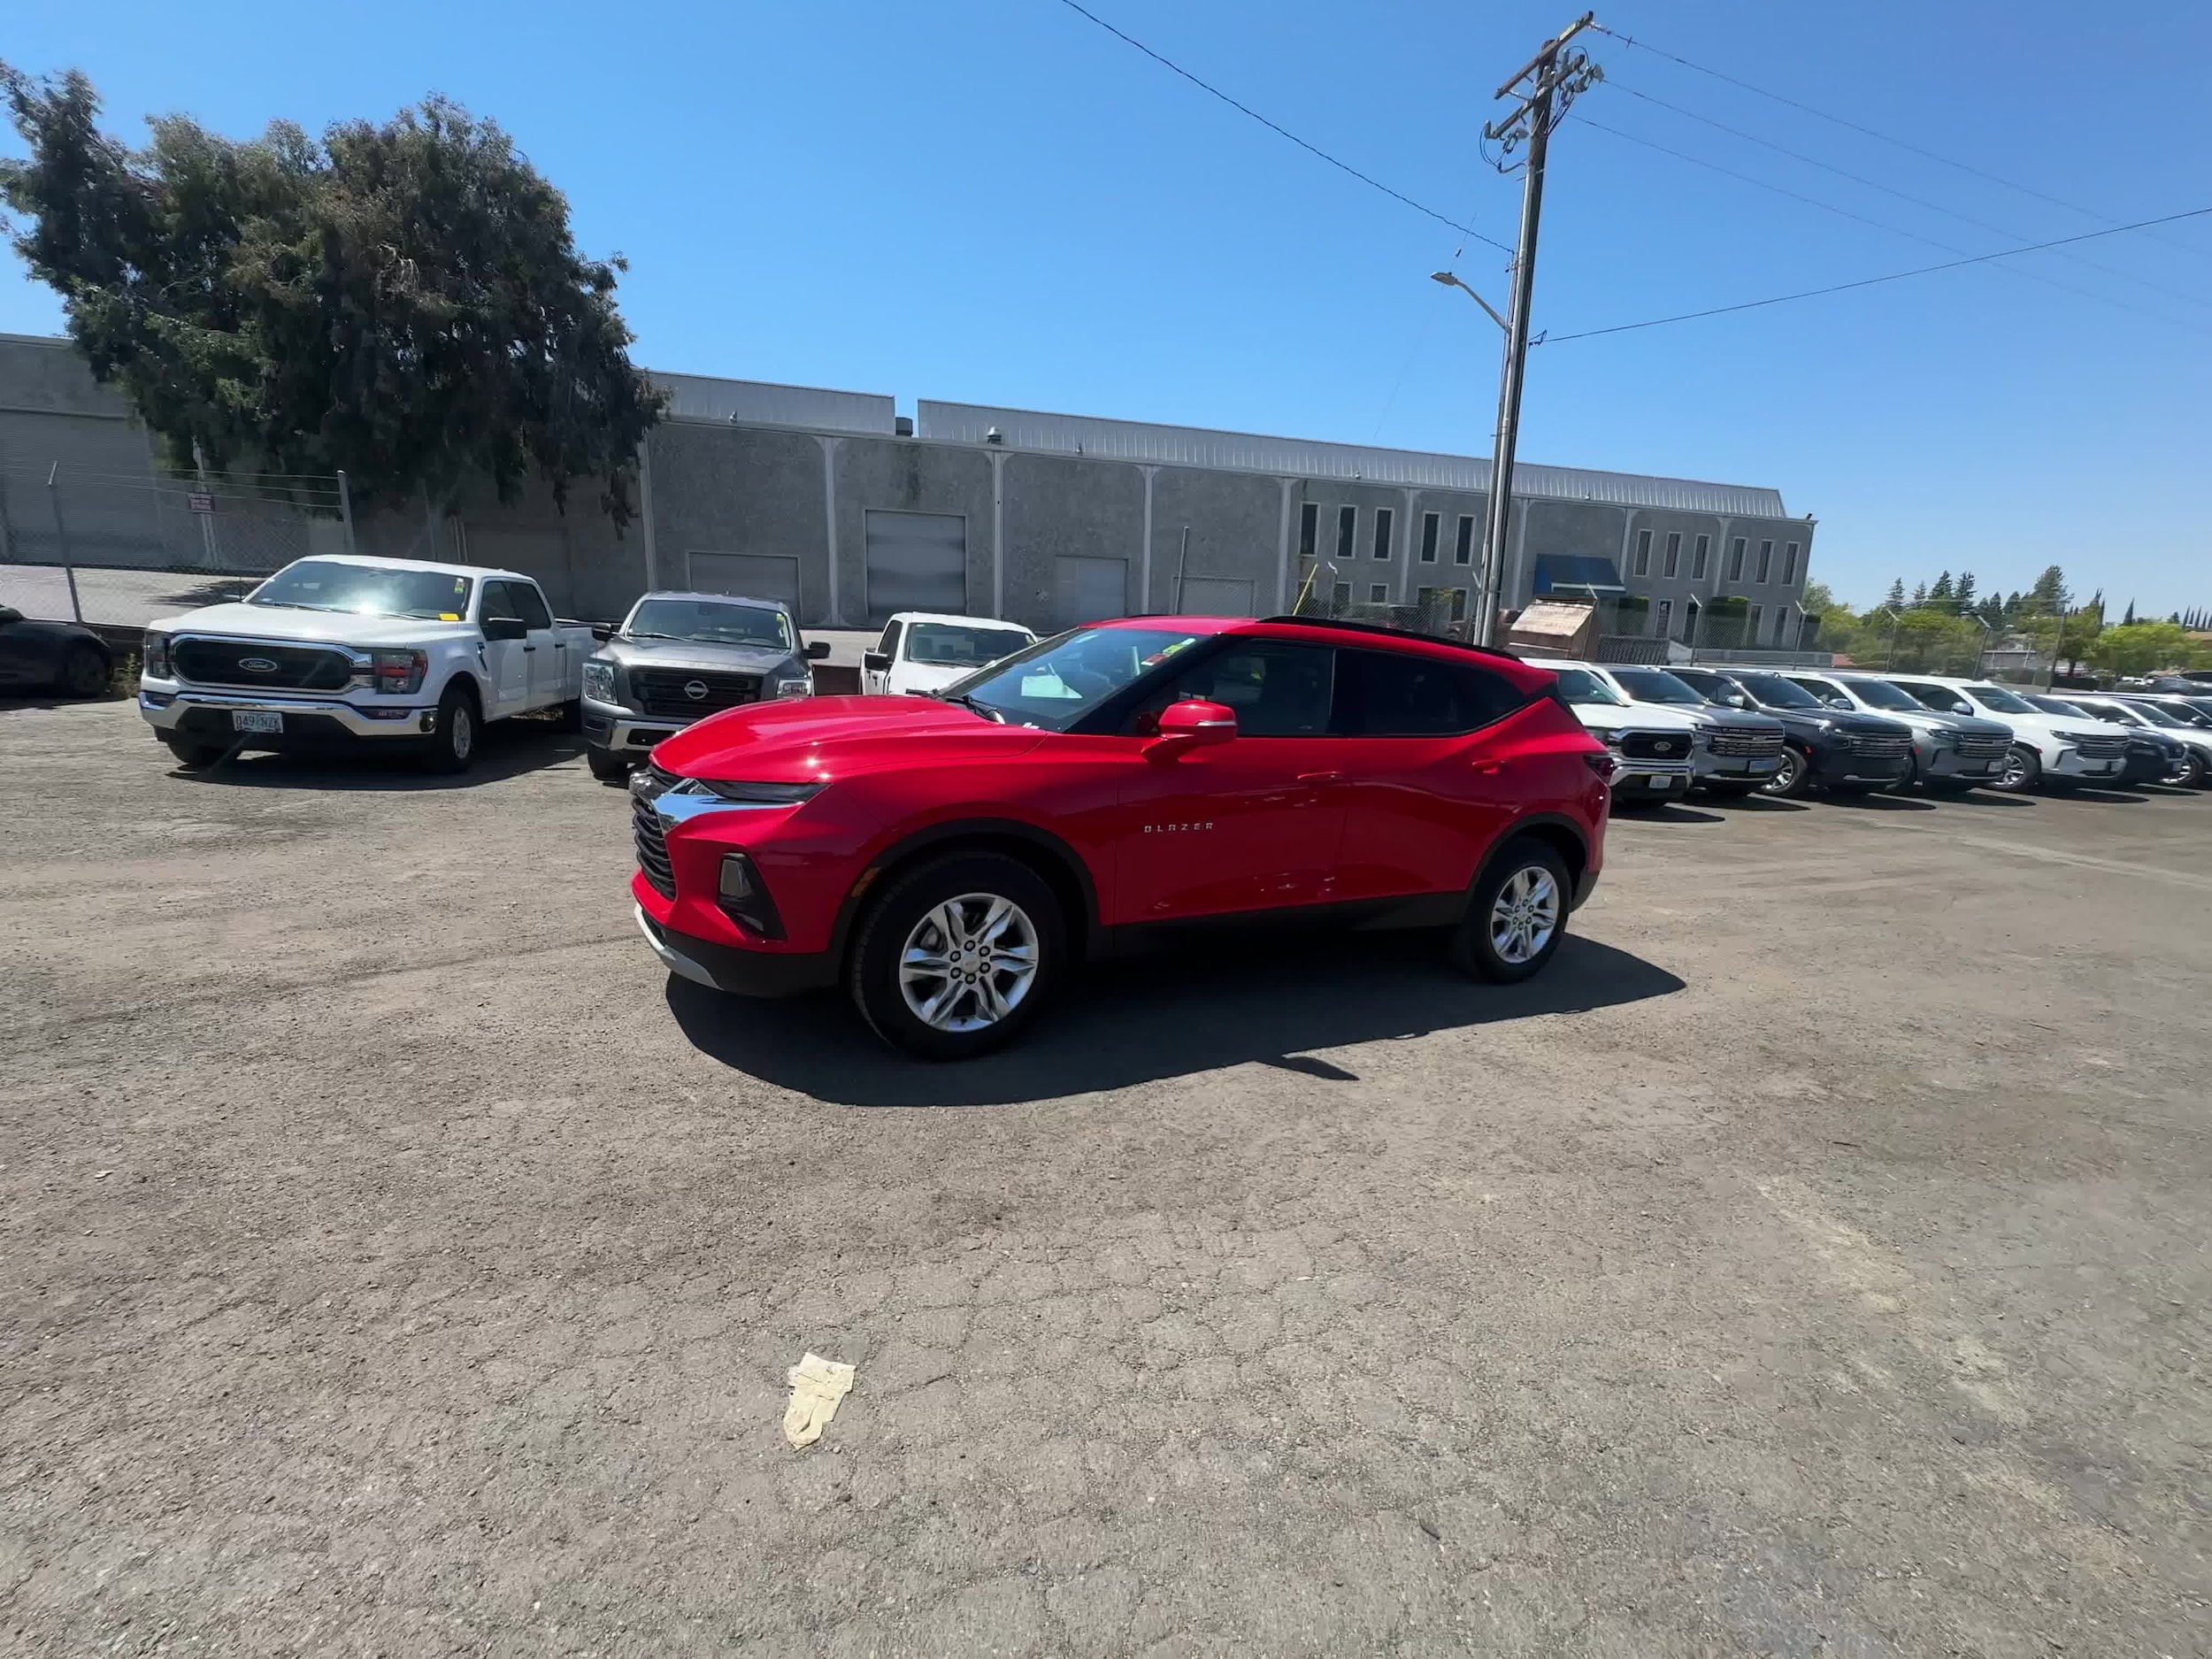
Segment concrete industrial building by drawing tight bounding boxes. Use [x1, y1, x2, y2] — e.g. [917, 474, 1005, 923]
[0, 332, 1816, 647]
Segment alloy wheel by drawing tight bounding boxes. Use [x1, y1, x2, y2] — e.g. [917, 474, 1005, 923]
[898, 892, 1040, 1033]
[1761, 749, 1804, 797]
[1999, 747, 2033, 791]
[1487, 865, 1560, 965]
[451, 705, 473, 763]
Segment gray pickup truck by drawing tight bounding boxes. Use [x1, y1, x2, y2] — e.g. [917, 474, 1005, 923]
[581, 590, 830, 781]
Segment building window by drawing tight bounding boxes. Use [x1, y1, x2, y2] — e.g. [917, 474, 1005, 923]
[1454, 515, 1476, 565]
[1449, 588, 1467, 622]
[1783, 541, 1801, 585]
[1298, 502, 1318, 560]
[1728, 536, 1746, 580]
[1372, 508, 1394, 561]
[1633, 528, 1653, 576]
[1747, 603, 1764, 643]
[1693, 534, 1709, 579]
[1368, 583, 1388, 603]
[1685, 597, 1702, 644]
[1655, 598, 1673, 640]
[1419, 511, 1440, 563]
[1663, 532, 1681, 578]
[1756, 539, 1774, 583]
[1332, 581, 1352, 611]
[1336, 505, 1357, 563]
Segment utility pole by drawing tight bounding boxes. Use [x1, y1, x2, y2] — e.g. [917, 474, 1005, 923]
[1473, 13, 1601, 647]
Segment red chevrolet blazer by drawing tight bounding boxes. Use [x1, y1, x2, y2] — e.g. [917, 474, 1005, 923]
[629, 616, 1610, 1058]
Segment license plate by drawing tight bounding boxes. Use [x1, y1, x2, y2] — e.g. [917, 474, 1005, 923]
[232, 710, 282, 733]
[1748, 757, 1778, 772]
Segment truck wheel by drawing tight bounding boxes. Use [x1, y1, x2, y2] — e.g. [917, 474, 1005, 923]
[1450, 836, 1571, 985]
[61, 643, 111, 698]
[1994, 743, 2039, 794]
[161, 733, 228, 768]
[587, 744, 630, 782]
[422, 681, 480, 774]
[555, 698, 583, 733]
[848, 852, 1064, 1060]
[1760, 746, 1810, 798]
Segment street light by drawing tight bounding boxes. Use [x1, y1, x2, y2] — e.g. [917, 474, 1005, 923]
[1430, 271, 1510, 333]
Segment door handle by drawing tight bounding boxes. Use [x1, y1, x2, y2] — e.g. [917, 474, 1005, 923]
[1297, 771, 1343, 784]
[523, 644, 538, 652]
[1472, 758, 1508, 775]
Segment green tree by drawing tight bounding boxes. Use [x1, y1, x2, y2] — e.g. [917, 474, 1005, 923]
[1883, 578, 1907, 610]
[1954, 571, 1978, 611]
[2088, 620, 2191, 678]
[1927, 571, 1955, 611]
[0, 67, 663, 525]
[2026, 565, 2070, 614]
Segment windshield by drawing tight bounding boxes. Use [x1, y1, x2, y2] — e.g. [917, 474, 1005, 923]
[2072, 701, 2140, 726]
[1612, 668, 1709, 707]
[942, 625, 1208, 730]
[250, 559, 473, 620]
[1550, 667, 1627, 707]
[1672, 671, 1746, 706]
[906, 621, 1034, 667]
[1964, 683, 2039, 715]
[2027, 695, 2093, 718]
[2118, 701, 2186, 727]
[1839, 678, 1923, 713]
[1790, 678, 1856, 708]
[1734, 672, 1823, 710]
[626, 598, 792, 650]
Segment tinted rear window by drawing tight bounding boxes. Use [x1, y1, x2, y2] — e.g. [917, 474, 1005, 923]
[1333, 649, 1522, 735]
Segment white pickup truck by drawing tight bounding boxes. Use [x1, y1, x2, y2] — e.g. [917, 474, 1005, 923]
[138, 554, 592, 772]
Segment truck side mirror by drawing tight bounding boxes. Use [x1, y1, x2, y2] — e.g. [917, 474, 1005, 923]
[481, 617, 527, 641]
[862, 650, 890, 672]
[805, 641, 832, 660]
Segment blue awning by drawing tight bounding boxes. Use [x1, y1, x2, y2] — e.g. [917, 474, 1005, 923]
[1532, 555, 1626, 596]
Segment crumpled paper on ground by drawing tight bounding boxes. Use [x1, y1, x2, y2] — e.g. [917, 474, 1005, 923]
[783, 1353, 856, 1449]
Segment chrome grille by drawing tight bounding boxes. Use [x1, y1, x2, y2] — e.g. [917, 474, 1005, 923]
[1616, 730, 1694, 764]
[1708, 726, 1783, 757]
[630, 767, 680, 898]
[172, 635, 352, 692]
[631, 668, 760, 719]
[1846, 731, 1914, 758]
[2064, 732, 2127, 761]
[1952, 731, 2009, 759]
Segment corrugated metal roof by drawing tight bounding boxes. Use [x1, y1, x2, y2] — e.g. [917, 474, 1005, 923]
[650, 371, 895, 434]
[916, 400, 1793, 518]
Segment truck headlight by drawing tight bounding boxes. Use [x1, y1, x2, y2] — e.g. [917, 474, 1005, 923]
[142, 631, 171, 680]
[582, 660, 618, 703]
[770, 672, 812, 700]
[369, 649, 427, 695]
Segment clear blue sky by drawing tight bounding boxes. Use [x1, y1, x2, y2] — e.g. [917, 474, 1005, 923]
[5, 0, 2208, 615]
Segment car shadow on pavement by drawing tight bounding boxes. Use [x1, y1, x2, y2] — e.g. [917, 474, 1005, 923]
[1823, 792, 1936, 811]
[1701, 794, 1809, 813]
[172, 721, 585, 790]
[2063, 787, 2148, 804]
[1939, 790, 2035, 808]
[666, 932, 1688, 1107]
[1618, 803, 1726, 825]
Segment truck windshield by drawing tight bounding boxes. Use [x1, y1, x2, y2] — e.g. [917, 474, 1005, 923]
[1732, 672, 1823, 710]
[250, 560, 474, 620]
[1839, 678, 1924, 713]
[626, 598, 793, 650]
[1611, 669, 1708, 707]
[941, 626, 1208, 730]
[907, 622, 1035, 666]
[1964, 684, 2039, 715]
[1550, 668, 1627, 707]
[1672, 672, 1747, 707]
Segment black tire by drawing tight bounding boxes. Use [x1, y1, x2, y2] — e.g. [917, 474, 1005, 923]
[2185, 752, 2212, 789]
[587, 744, 631, 782]
[161, 733, 228, 768]
[1993, 742, 2040, 795]
[1761, 745, 1811, 798]
[421, 680, 481, 774]
[555, 697, 583, 733]
[61, 642, 110, 698]
[1450, 836, 1572, 985]
[848, 852, 1065, 1060]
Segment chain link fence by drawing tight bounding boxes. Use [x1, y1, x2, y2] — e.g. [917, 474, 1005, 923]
[0, 459, 349, 632]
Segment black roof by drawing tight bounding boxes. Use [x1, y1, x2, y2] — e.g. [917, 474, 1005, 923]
[1252, 615, 1527, 668]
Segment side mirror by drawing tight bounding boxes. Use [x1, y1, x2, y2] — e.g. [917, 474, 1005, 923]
[862, 650, 890, 672]
[1148, 698, 1238, 757]
[591, 624, 614, 642]
[805, 640, 833, 660]
[481, 616, 527, 641]
[1828, 697, 1853, 710]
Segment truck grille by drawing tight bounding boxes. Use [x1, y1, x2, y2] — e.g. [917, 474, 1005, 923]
[172, 636, 352, 692]
[2065, 732, 2127, 761]
[1953, 731, 2009, 759]
[631, 766, 680, 898]
[1616, 730, 1694, 764]
[1708, 726, 1783, 757]
[632, 669, 761, 720]
[1847, 731, 1913, 758]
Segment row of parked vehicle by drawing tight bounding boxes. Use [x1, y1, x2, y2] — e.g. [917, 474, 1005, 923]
[1529, 657, 2212, 804]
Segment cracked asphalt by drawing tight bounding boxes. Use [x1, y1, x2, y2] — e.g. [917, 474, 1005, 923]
[2, 697, 2208, 1655]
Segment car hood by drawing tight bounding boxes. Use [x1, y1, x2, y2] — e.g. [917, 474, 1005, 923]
[650, 694, 1047, 783]
[1668, 704, 1786, 733]
[889, 661, 975, 693]
[1569, 702, 1702, 733]
[602, 636, 795, 674]
[1892, 709, 2009, 738]
[152, 602, 478, 649]
[1752, 704, 1912, 735]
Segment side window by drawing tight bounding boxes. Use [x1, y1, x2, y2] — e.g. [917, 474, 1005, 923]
[1335, 649, 1520, 737]
[1132, 641, 1336, 738]
[879, 620, 904, 658]
[512, 582, 553, 630]
[482, 581, 526, 624]
[1791, 677, 1849, 707]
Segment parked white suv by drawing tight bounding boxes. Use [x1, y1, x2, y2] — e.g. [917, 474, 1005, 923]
[1803, 672, 2015, 792]
[1883, 675, 2131, 793]
[862, 613, 1038, 696]
[2068, 695, 2212, 787]
[139, 555, 591, 772]
[1524, 658, 1699, 806]
[1581, 663, 1789, 795]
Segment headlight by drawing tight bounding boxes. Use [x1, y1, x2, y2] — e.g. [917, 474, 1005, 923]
[142, 631, 171, 679]
[581, 660, 618, 703]
[367, 648, 426, 696]
[694, 779, 825, 805]
[770, 672, 812, 700]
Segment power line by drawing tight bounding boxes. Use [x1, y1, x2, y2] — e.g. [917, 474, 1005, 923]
[1571, 115, 2210, 336]
[1048, 0, 1513, 253]
[1541, 204, 2212, 344]
[1605, 79, 2211, 311]
[1592, 23, 2212, 264]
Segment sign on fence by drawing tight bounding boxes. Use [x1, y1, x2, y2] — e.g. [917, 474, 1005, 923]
[187, 492, 214, 514]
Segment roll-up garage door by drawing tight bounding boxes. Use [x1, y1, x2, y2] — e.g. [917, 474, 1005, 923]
[687, 551, 801, 612]
[864, 511, 967, 623]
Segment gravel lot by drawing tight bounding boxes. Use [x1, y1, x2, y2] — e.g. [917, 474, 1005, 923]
[3, 695, 2208, 1656]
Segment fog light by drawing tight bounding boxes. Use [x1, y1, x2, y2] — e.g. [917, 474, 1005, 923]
[716, 852, 784, 939]
[719, 853, 757, 902]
